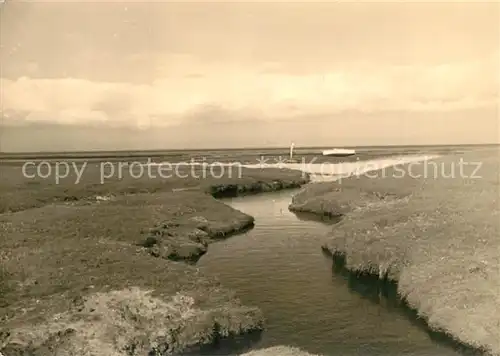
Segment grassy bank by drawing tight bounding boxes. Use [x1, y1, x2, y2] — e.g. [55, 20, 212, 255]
[0, 164, 309, 355]
[0, 163, 308, 214]
[291, 149, 500, 355]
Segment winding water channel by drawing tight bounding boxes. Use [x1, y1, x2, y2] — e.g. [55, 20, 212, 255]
[199, 177, 474, 356]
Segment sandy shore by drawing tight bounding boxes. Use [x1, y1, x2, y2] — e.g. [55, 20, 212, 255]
[291, 149, 500, 355]
[241, 346, 320, 356]
[0, 164, 308, 355]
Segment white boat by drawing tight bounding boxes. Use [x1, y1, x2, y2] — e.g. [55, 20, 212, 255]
[322, 148, 356, 157]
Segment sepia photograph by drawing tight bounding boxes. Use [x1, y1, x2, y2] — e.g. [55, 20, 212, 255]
[0, 1, 499, 356]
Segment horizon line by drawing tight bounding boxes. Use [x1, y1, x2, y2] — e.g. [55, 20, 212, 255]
[1, 143, 498, 158]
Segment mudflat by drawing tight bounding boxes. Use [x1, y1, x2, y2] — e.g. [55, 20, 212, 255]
[290, 149, 500, 355]
[0, 163, 308, 355]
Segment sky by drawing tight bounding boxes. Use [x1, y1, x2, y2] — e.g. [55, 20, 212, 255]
[0, 1, 499, 151]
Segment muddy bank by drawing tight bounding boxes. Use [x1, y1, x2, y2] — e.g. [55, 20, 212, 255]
[292, 150, 500, 355]
[0, 167, 309, 355]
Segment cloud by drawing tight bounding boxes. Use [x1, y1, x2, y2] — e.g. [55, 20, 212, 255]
[1, 53, 498, 129]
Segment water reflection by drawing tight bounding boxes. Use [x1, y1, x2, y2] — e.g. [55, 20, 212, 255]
[292, 211, 344, 225]
[327, 251, 485, 356]
[176, 330, 263, 356]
